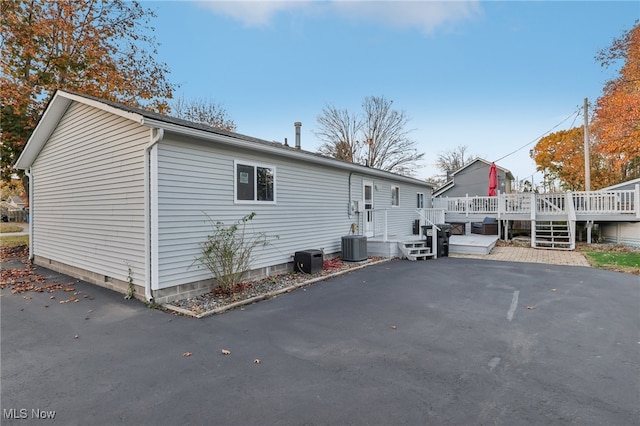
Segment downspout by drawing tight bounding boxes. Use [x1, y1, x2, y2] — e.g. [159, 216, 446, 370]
[144, 128, 164, 302]
[348, 171, 354, 218]
[25, 168, 34, 261]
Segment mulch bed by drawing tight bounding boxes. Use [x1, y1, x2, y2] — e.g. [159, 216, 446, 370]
[168, 257, 388, 317]
[1, 246, 389, 316]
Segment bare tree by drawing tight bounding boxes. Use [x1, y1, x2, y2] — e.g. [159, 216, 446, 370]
[315, 104, 363, 162]
[436, 145, 476, 178]
[314, 96, 424, 176]
[170, 95, 236, 132]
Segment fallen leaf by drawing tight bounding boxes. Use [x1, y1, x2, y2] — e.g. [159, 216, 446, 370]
[254, 359, 261, 364]
[74, 335, 79, 339]
[221, 349, 231, 355]
[183, 352, 192, 357]
[551, 288, 557, 292]
[391, 325, 397, 330]
[49, 295, 56, 299]
[23, 296, 31, 300]
[526, 305, 536, 310]
[64, 288, 74, 292]
[69, 296, 76, 301]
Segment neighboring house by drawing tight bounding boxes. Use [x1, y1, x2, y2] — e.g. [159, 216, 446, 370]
[1, 195, 27, 222]
[15, 90, 434, 303]
[433, 158, 514, 198]
[598, 178, 640, 247]
[7, 195, 26, 209]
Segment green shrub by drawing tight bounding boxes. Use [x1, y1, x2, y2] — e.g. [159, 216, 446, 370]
[195, 213, 270, 295]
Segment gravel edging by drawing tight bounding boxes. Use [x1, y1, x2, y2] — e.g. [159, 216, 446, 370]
[164, 258, 393, 318]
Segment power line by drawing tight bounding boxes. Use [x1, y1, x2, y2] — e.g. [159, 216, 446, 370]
[493, 106, 583, 163]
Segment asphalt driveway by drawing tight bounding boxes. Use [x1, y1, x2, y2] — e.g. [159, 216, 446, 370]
[1, 257, 639, 425]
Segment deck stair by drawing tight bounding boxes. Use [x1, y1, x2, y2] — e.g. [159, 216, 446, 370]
[533, 220, 573, 250]
[398, 240, 435, 261]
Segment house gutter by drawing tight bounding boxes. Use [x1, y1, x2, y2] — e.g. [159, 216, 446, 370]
[144, 128, 164, 302]
[139, 118, 432, 188]
[25, 168, 34, 261]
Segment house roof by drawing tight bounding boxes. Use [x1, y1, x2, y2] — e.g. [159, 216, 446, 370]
[600, 177, 640, 191]
[432, 158, 514, 197]
[15, 90, 434, 188]
[7, 195, 24, 206]
[451, 158, 514, 180]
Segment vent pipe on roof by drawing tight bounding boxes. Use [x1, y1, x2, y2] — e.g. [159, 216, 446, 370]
[284, 137, 289, 147]
[294, 122, 301, 149]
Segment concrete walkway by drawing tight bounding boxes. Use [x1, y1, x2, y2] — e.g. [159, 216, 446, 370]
[450, 245, 592, 267]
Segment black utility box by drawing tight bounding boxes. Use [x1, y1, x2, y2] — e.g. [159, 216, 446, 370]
[294, 250, 323, 274]
[422, 224, 451, 257]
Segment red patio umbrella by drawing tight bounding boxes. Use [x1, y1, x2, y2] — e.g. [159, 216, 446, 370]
[488, 162, 498, 196]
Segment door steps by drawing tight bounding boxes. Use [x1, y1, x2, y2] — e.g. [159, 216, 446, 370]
[398, 241, 435, 261]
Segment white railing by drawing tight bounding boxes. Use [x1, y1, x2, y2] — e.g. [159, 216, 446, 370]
[434, 186, 639, 219]
[432, 194, 499, 216]
[501, 193, 532, 215]
[369, 208, 445, 241]
[372, 209, 388, 241]
[566, 191, 577, 250]
[536, 192, 566, 215]
[420, 208, 445, 225]
[572, 189, 636, 215]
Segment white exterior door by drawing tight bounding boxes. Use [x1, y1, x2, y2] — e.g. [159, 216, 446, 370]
[363, 181, 374, 237]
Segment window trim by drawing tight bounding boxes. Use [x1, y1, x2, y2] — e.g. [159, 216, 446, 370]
[234, 160, 277, 204]
[391, 185, 400, 207]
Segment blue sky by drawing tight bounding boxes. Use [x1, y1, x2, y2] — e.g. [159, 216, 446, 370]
[151, 1, 639, 184]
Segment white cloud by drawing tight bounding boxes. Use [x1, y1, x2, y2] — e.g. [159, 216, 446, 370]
[196, 1, 315, 27]
[332, 1, 482, 34]
[197, 1, 482, 32]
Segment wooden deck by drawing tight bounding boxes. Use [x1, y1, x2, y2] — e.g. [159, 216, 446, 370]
[367, 234, 498, 258]
[433, 187, 640, 223]
[366, 186, 639, 252]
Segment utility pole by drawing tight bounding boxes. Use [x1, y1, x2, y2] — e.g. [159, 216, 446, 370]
[583, 98, 592, 244]
[584, 98, 590, 191]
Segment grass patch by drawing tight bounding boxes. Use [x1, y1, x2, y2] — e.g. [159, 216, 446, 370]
[579, 244, 640, 275]
[1, 235, 29, 247]
[0, 223, 24, 233]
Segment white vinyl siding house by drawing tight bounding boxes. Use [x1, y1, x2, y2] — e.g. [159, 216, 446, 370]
[29, 101, 148, 288]
[16, 90, 434, 302]
[154, 137, 353, 289]
[598, 178, 640, 247]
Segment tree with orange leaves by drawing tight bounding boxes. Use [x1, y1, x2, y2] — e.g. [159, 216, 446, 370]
[0, 0, 176, 181]
[530, 126, 618, 191]
[592, 23, 640, 182]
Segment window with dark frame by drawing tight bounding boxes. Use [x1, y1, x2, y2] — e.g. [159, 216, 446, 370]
[235, 161, 275, 203]
[391, 186, 399, 206]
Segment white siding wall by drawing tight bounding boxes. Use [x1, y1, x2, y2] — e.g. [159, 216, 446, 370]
[31, 102, 148, 284]
[156, 137, 355, 288]
[371, 181, 430, 236]
[156, 137, 432, 288]
[601, 222, 640, 247]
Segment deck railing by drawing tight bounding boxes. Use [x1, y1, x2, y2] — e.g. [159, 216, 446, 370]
[571, 190, 637, 215]
[369, 208, 445, 241]
[433, 185, 639, 219]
